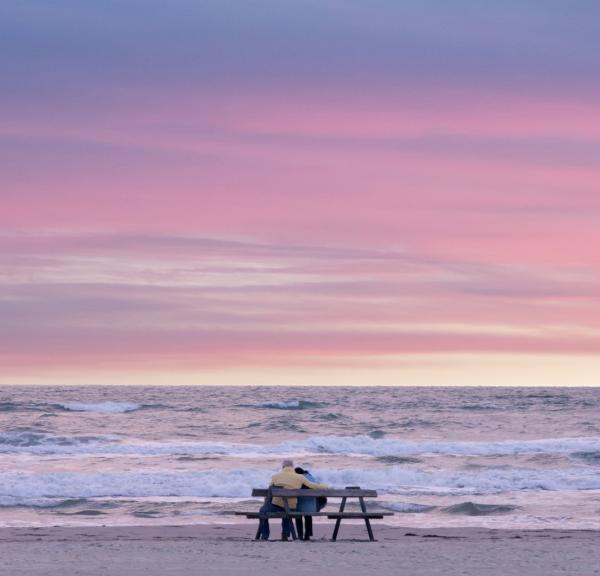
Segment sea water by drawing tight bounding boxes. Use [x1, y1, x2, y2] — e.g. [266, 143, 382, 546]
[1, 386, 600, 529]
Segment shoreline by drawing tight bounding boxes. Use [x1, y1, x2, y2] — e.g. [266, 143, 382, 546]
[2, 524, 599, 576]
[3, 523, 600, 538]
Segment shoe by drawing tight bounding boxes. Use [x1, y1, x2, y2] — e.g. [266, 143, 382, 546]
[303, 536, 311, 541]
[281, 536, 289, 541]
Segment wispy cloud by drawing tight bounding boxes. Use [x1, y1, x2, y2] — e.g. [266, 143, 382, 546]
[2, 231, 599, 379]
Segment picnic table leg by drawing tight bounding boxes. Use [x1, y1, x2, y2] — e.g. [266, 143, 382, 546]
[358, 497, 375, 541]
[332, 497, 347, 541]
[255, 518, 263, 540]
[283, 497, 297, 540]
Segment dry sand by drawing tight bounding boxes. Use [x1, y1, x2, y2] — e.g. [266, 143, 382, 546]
[1, 523, 599, 576]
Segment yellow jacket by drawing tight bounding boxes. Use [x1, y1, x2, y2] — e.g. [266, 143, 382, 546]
[270, 467, 328, 508]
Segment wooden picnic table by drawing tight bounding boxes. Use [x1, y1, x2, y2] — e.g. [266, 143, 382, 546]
[235, 487, 393, 541]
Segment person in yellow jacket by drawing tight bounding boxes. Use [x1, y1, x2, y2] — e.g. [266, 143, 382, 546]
[258, 459, 327, 540]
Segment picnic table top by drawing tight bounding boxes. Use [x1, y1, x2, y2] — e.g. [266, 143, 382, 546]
[252, 488, 378, 498]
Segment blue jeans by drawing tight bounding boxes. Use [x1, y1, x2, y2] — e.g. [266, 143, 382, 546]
[295, 496, 317, 539]
[297, 496, 317, 513]
[258, 502, 292, 540]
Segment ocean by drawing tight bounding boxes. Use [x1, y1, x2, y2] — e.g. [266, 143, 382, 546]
[1, 386, 600, 529]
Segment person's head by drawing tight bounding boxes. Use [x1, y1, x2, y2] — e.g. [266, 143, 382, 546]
[282, 459, 294, 469]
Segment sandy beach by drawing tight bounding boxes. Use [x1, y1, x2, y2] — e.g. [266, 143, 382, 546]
[2, 523, 599, 576]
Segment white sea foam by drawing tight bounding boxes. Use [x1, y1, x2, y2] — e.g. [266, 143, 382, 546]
[4, 432, 600, 459]
[297, 435, 600, 458]
[380, 502, 436, 513]
[256, 400, 302, 409]
[2, 465, 600, 507]
[60, 402, 141, 413]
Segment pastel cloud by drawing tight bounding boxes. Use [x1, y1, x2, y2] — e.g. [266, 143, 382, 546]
[1, 1, 599, 384]
[2, 232, 600, 384]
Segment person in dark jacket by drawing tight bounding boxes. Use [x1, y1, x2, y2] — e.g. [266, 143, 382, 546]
[294, 466, 327, 541]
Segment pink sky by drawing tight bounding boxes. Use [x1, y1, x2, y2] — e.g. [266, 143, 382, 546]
[2, 2, 600, 385]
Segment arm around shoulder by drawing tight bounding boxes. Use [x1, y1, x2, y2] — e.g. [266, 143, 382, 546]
[303, 478, 328, 490]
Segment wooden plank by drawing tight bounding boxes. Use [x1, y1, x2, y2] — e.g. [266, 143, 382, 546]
[252, 488, 378, 498]
[270, 489, 378, 498]
[237, 512, 334, 518]
[331, 496, 347, 541]
[237, 511, 393, 517]
[327, 512, 389, 520]
[359, 496, 375, 541]
[241, 511, 392, 516]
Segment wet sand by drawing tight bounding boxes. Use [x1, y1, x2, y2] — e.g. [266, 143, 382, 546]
[2, 523, 599, 575]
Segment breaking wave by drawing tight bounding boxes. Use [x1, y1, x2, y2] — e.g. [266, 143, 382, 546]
[0, 401, 146, 413]
[0, 498, 90, 509]
[460, 404, 498, 411]
[59, 402, 141, 413]
[0, 431, 117, 449]
[250, 400, 326, 410]
[3, 464, 600, 506]
[380, 502, 436, 513]
[442, 502, 518, 516]
[376, 456, 422, 465]
[4, 432, 600, 459]
[570, 451, 600, 464]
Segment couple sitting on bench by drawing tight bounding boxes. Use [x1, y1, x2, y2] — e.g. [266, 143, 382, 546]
[259, 459, 328, 541]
